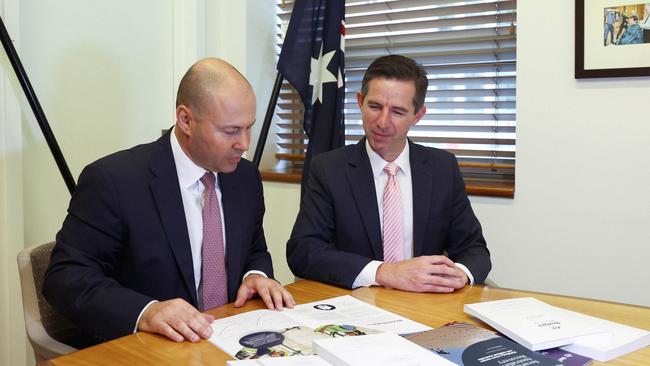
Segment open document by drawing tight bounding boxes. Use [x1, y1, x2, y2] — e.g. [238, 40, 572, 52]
[209, 295, 431, 360]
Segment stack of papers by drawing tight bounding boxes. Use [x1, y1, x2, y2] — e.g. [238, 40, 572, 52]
[464, 297, 650, 362]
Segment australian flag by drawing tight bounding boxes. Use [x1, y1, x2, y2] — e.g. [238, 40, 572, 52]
[277, 0, 345, 194]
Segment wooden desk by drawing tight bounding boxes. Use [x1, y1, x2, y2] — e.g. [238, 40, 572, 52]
[46, 280, 650, 366]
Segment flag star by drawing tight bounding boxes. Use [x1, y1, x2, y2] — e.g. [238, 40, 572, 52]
[309, 43, 338, 105]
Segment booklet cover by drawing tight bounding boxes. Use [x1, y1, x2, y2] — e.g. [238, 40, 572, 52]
[404, 322, 592, 366]
[209, 295, 431, 360]
[463, 297, 608, 350]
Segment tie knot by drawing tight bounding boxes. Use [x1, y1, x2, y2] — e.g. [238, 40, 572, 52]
[200, 172, 216, 190]
[383, 163, 400, 177]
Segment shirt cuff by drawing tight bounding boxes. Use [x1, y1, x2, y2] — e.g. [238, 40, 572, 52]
[243, 270, 268, 280]
[352, 260, 383, 288]
[455, 262, 474, 285]
[133, 300, 158, 333]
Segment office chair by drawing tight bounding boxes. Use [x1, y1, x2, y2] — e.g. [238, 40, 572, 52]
[17, 242, 78, 361]
[484, 278, 498, 287]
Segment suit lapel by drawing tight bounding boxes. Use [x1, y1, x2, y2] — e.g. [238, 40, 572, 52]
[410, 141, 433, 257]
[346, 140, 383, 260]
[149, 131, 198, 306]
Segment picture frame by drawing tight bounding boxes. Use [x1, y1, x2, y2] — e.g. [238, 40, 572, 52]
[575, 0, 650, 78]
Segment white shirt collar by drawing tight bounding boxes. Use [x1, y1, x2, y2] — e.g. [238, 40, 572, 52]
[170, 128, 212, 189]
[365, 139, 411, 178]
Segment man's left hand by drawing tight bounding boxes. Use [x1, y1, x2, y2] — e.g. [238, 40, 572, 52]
[234, 274, 296, 310]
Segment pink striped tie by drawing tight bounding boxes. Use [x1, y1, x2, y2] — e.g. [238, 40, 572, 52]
[382, 163, 403, 263]
[200, 172, 228, 310]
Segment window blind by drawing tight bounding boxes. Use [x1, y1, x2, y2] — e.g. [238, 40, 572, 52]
[268, 0, 516, 197]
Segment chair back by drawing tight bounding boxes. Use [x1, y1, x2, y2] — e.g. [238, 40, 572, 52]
[484, 278, 498, 287]
[17, 242, 79, 361]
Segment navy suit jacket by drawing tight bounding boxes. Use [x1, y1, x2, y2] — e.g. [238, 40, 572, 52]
[287, 139, 490, 289]
[43, 130, 273, 347]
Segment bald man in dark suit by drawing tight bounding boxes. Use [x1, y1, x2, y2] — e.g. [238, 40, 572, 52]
[44, 58, 294, 348]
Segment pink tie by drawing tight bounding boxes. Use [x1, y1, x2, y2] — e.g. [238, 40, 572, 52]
[382, 163, 403, 263]
[200, 172, 228, 310]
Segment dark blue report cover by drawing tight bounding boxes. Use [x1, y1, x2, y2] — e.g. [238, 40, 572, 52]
[405, 322, 591, 366]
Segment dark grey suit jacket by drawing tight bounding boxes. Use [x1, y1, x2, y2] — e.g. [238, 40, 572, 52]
[43, 129, 273, 347]
[287, 139, 490, 288]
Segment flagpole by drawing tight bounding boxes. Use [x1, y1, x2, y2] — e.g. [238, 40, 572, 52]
[0, 16, 77, 195]
[252, 72, 283, 168]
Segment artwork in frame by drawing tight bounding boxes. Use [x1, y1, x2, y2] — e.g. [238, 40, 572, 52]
[575, 0, 650, 78]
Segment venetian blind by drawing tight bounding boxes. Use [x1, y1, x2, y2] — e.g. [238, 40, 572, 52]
[270, 0, 516, 197]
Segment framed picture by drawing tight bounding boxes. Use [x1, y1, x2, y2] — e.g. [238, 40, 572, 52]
[575, 0, 650, 78]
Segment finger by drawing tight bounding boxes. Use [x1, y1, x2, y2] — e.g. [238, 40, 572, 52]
[234, 284, 251, 307]
[187, 312, 213, 339]
[257, 285, 275, 310]
[425, 255, 455, 267]
[269, 285, 285, 311]
[282, 288, 296, 309]
[422, 272, 462, 288]
[203, 313, 215, 323]
[429, 263, 462, 277]
[170, 318, 201, 343]
[420, 284, 456, 293]
[443, 268, 468, 287]
[158, 321, 185, 342]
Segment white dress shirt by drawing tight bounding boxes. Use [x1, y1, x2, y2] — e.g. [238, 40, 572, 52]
[352, 140, 474, 288]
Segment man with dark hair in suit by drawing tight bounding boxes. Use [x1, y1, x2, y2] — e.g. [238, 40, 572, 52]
[43, 58, 294, 348]
[287, 55, 491, 293]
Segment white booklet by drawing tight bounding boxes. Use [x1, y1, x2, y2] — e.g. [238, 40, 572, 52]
[227, 355, 333, 366]
[313, 332, 457, 366]
[560, 311, 650, 362]
[463, 297, 608, 350]
[209, 295, 431, 360]
[226, 334, 457, 366]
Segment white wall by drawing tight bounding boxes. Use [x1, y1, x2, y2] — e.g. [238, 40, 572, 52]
[18, 0, 179, 248]
[2, 1, 202, 365]
[263, 0, 650, 306]
[262, 182, 301, 284]
[1, 0, 28, 364]
[471, 0, 650, 306]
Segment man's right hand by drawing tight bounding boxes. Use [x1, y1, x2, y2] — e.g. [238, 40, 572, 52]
[375, 255, 468, 293]
[137, 298, 214, 342]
